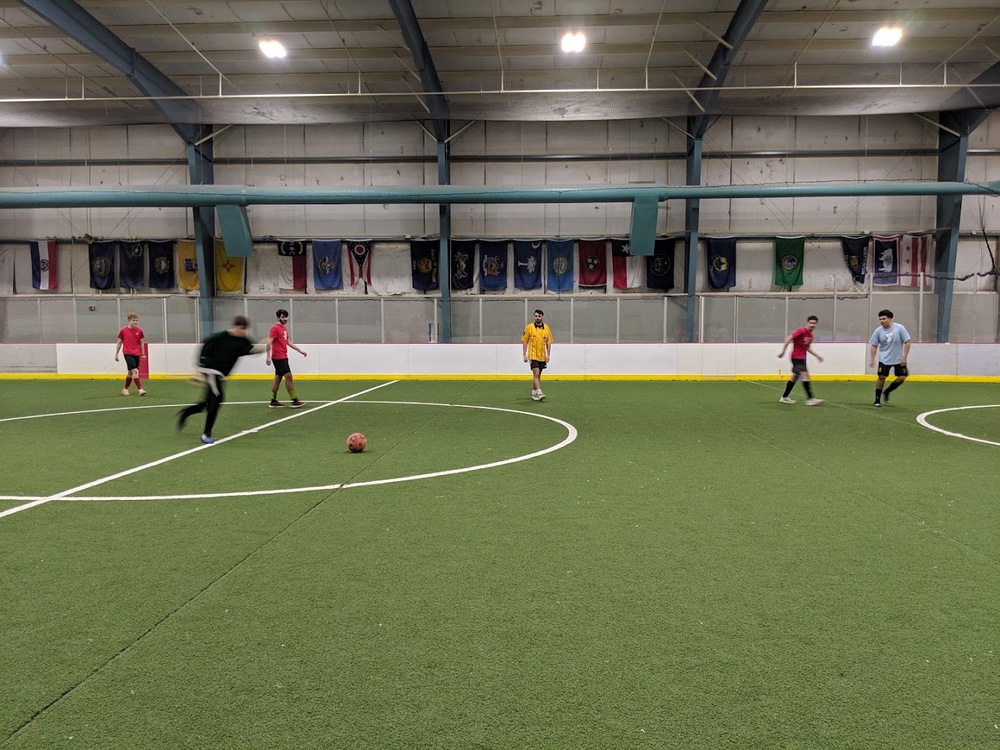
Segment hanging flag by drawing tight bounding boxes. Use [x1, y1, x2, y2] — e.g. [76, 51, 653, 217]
[578, 239, 607, 288]
[29, 240, 58, 290]
[0, 246, 13, 295]
[89, 241, 116, 290]
[773, 235, 805, 287]
[706, 236, 736, 290]
[450, 239, 476, 290]
[479, 240, 508, 291]
[611, 239, 643, 289]
[276, 240, 308, 290]
[176, 239, 199, 291]
[873, 235, 900, 286]
[840, 235, 869, 284]
[410, 239, 439, 291]
[546, 239, 574, 292]
[347, 240, 373, 287]
[215, 240, 244, 292]
[369, 244, 412, 295]
[646, 238, 675, 291]
[513, 240, 542, 290]
[119, 241, 145, 290]
[148, 241, 175, 289]
[901, 234, 929, 287]
[313, 239, 343, 290]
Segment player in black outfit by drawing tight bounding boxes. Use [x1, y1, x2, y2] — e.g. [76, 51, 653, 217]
[178, 315, 272, 444]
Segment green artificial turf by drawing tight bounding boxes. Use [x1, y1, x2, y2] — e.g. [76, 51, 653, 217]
[1, 379, 998, 748]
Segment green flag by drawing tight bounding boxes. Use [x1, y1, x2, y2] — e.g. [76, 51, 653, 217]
[774, 235, 804, 287]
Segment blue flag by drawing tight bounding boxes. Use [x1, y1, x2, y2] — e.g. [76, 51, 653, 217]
[513, 240, 542, 290]
[119, 241, 145, 290]
[89, 241, 117, 290]
[148, 241, 174, 289]
[410, 239, 439, 291]
[546, 239, 574, 292]
[478, 240, 508, 291]
[451, 240, 476, 290]
[646, 238, 675, 291]
[706, 236, 736, 290]
[313, 240, 343, 290]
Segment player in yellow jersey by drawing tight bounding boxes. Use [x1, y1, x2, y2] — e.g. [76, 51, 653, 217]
[521, 308, 553, 401]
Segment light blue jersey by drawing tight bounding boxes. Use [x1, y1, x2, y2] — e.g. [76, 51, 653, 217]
[869, 322, 911, 365]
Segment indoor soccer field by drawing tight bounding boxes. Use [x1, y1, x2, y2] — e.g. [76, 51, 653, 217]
[2, 378, 998, 749]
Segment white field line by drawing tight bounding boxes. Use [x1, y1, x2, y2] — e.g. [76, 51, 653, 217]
[915, 404, 1000, 447]
[0, 381, 399, 519]
[2, 402, 578, 503]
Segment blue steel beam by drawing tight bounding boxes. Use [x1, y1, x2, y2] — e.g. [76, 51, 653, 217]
[387, 0, 449, 142]
[683, 0, 769, 340]
[386, 0, 453, 338]
[19, 0, 204, 144]
[187, 129, 217, 336]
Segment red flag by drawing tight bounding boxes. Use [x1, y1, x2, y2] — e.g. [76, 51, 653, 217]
[577, 239, 607, 288]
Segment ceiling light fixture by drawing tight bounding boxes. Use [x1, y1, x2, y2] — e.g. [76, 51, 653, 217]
[872, 27, 902, 47]
[561, 31, 586, 54]
[258, 39, 287, 59]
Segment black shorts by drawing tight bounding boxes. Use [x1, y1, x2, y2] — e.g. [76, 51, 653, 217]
[272, 358, 291, 377]
[791, 358, 808, 375]
[529, 359, 547, 371]
[124, 354, 140, 371]
[877, 362, 909, 378]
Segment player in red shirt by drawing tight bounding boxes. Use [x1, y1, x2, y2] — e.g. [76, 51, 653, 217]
[266, 308, 308, 408]
[777, 315, 824, 405]
[114, 312, 146, 396]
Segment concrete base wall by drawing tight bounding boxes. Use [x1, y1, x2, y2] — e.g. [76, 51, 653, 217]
[1, 343, 997, 380]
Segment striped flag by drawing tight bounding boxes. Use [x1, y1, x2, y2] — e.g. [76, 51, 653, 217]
[277, 240, 308, 290]
[901, 234, 929, 287]
[29, 240, 58, 290]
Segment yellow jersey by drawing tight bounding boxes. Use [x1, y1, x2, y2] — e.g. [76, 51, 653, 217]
[522, 323, 553, 361]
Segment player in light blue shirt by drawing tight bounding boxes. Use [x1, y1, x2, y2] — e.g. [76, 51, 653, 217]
[869, 308, 911, 407]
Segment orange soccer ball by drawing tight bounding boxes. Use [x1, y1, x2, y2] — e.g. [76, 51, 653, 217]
[347, 432, 367, 453]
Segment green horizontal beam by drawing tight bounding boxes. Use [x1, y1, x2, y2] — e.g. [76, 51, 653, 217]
[0, 181, 998, 209]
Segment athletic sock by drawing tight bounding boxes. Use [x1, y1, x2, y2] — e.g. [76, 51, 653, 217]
[884, 382, 900, 395]
[271, 390, 278, 399]
[134, 378, 142, 389]
[289, 389, 298, 399]
[782, 381, 794, 398]
[875, 388, 883, 402]
[125, 377, 132, 388]
[804, 382, 814, 399]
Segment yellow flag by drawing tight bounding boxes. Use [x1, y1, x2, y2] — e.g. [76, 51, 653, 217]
[215, 240, 244, 293]
[176, 239, 199, 291]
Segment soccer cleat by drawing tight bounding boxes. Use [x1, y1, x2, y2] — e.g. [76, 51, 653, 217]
[779, 396, 795, 404]
[122, 388, 130, 396]
[805, 398, 824, 406]
[269, 399, 286, 408]
[883, 390, 890, 403]
[531, 394, 542, 401]
[201, 435, 214, 445]
[873, 401, 881, 407]
[290, 399, 305, 408]
[138, 388, 147, 396]
[537, 392, 546, 401]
